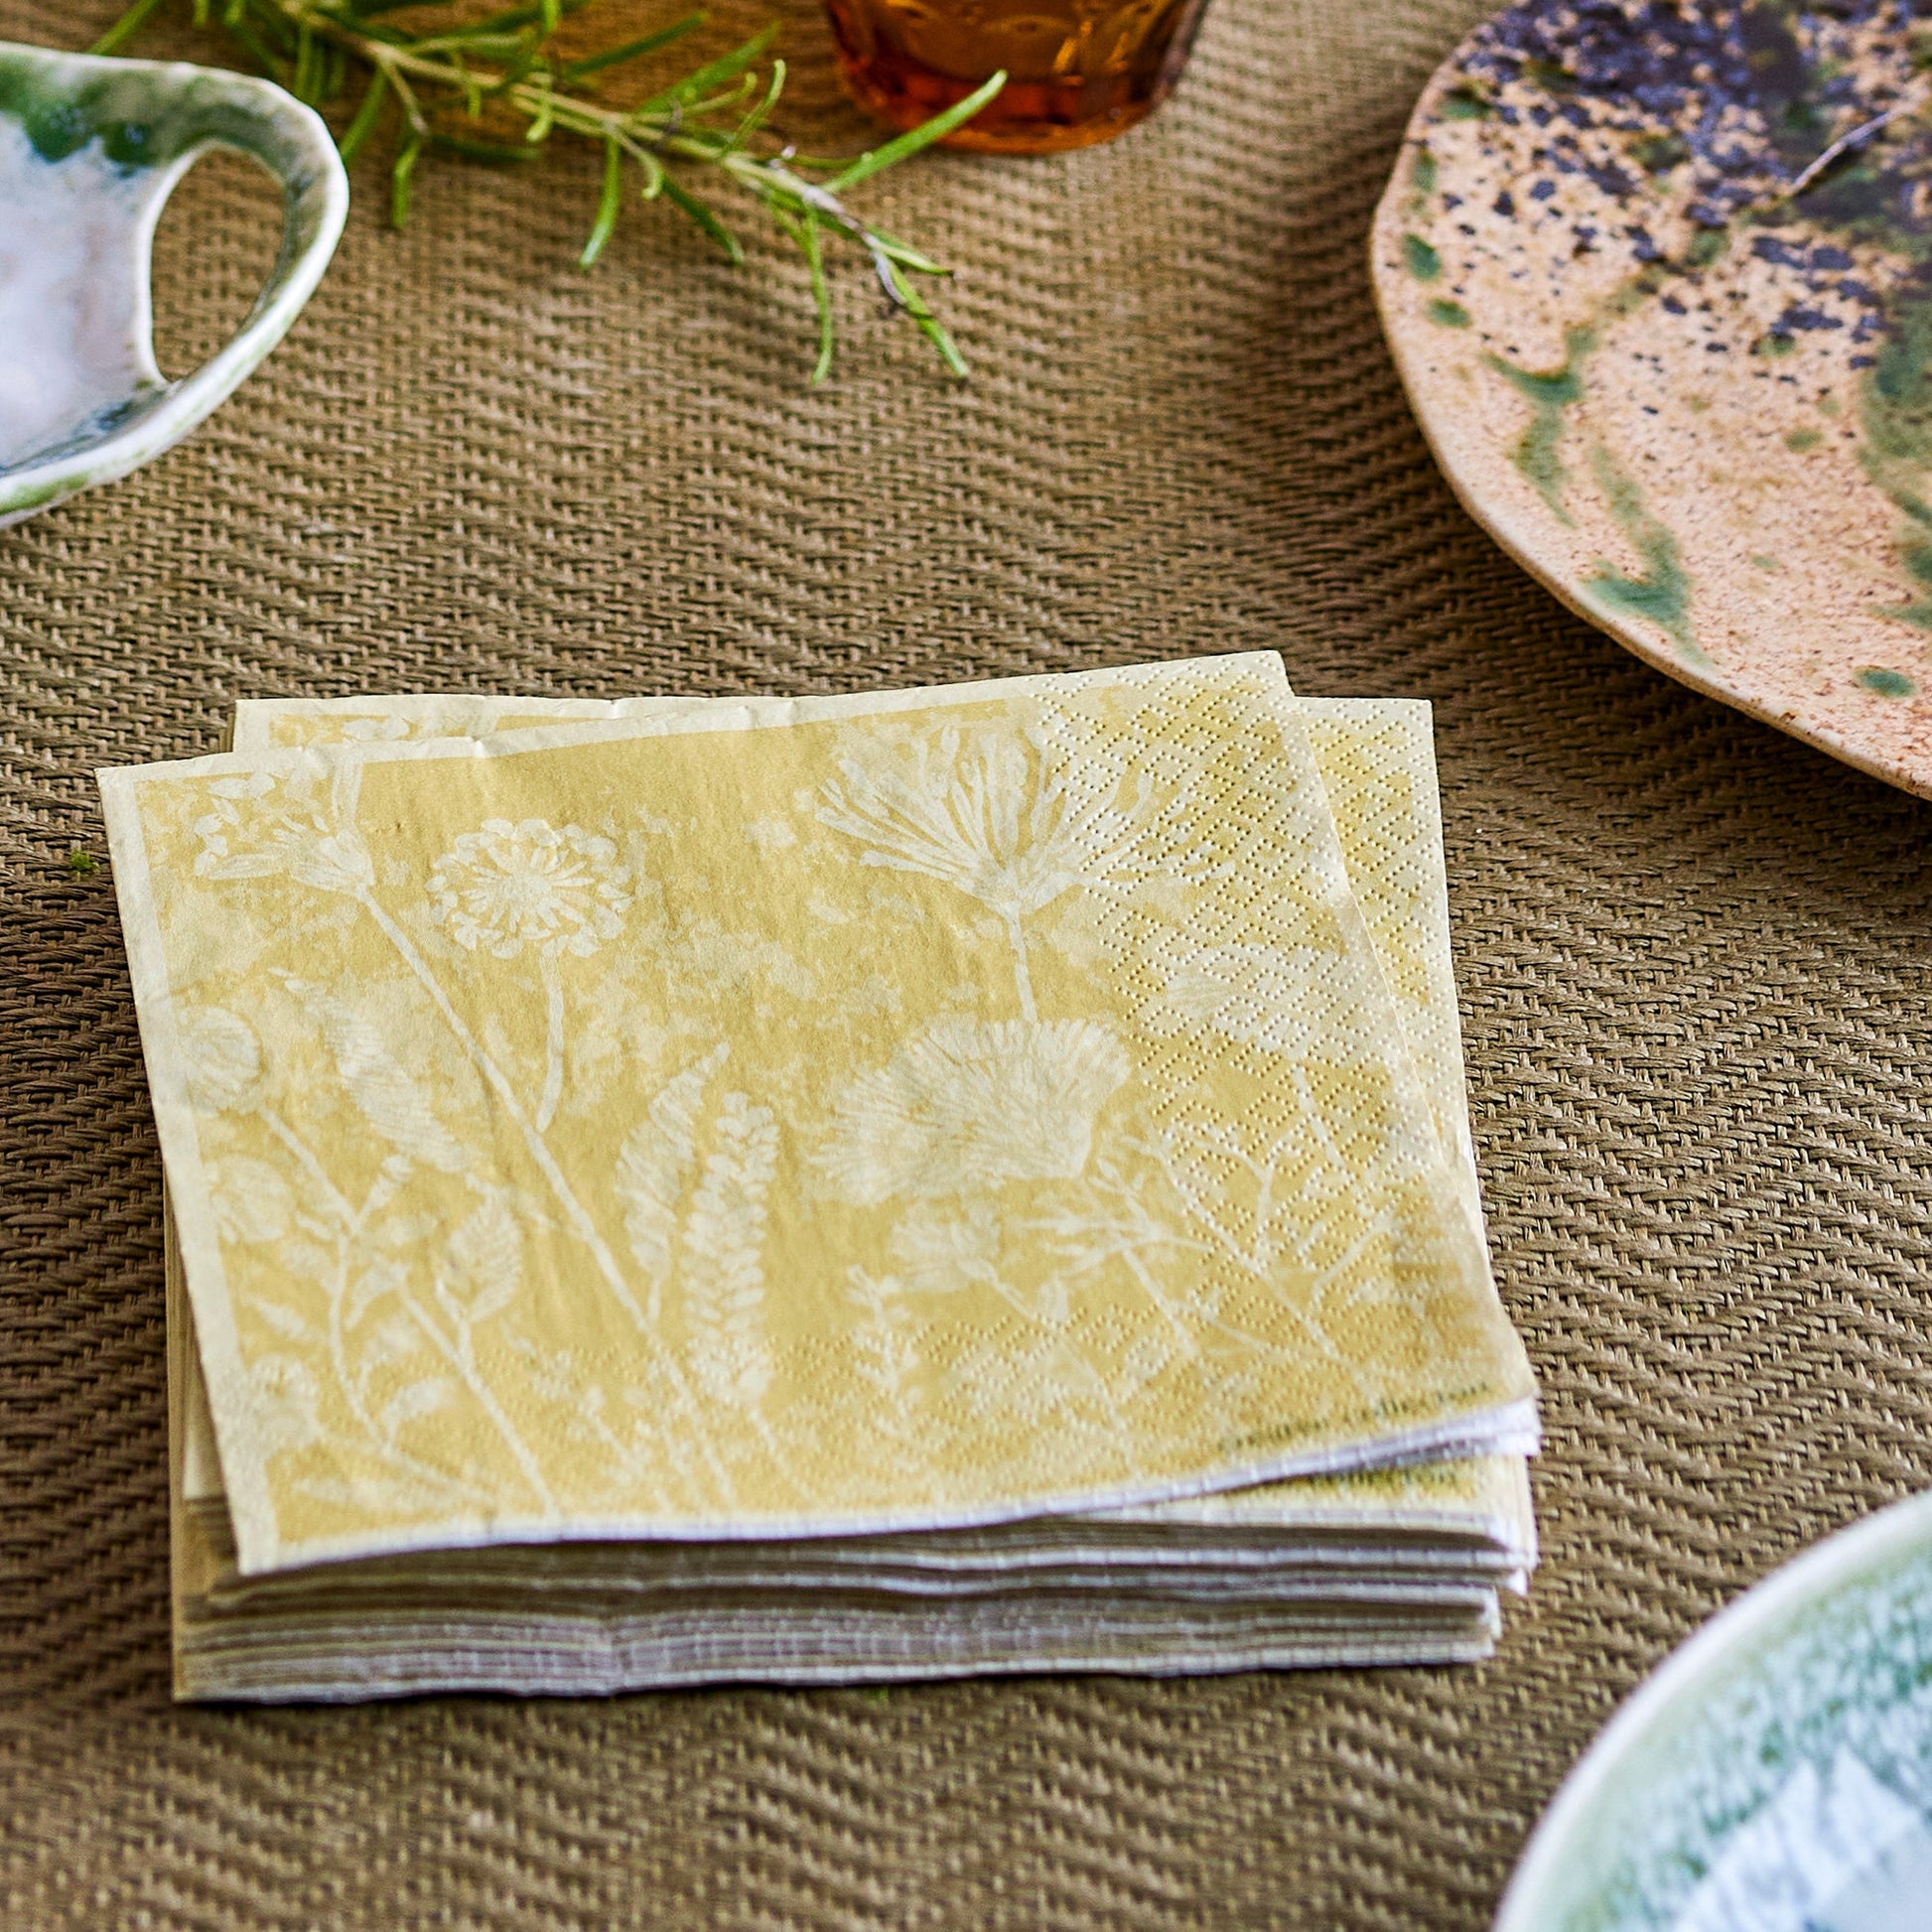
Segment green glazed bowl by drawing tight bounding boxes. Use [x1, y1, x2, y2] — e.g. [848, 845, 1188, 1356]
[1497, 1488, 1932, 1931]
[0, 40, 347, 526]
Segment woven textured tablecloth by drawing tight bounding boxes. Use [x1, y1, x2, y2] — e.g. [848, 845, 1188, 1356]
[6, 0, 1932, 1923]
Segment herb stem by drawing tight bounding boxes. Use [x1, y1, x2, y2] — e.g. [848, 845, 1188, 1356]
[92, 0, 1002, 378]
[92, 0, 173, 53]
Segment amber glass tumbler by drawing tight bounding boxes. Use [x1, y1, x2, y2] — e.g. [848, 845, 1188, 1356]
[821, 0, 1213, 153]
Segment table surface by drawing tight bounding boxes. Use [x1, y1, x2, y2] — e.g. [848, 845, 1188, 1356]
[6, 1, 1932, 1925]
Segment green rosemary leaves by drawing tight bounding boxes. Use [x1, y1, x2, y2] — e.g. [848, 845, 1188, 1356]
[92, 0, 1004, 380]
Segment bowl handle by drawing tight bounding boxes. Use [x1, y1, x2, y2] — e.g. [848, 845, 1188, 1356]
[1, 64, 349, 527]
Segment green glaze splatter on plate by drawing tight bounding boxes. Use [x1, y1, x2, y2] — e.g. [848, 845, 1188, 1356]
[1585, 445, 1697, 658]
[1486, 327, 1597, 515]
[1859, 667, 1916, 696]
[1404, 233, 1443, 280]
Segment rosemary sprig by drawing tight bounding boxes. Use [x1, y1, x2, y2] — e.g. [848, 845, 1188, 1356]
[93, 0, 1004, 380]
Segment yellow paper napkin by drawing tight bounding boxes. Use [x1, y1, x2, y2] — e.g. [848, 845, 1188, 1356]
[109, 654, 1532, 1574]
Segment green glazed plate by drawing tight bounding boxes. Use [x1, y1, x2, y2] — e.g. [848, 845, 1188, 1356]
[0, 41, 346, 527]
[1496, 1489, 1932, 1932]
[1371, 2, 1932, 800]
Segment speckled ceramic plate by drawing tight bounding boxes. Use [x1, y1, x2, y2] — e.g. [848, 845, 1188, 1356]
[1371, 2, 1932, 800]
[1496, 1489, 1932, 1932]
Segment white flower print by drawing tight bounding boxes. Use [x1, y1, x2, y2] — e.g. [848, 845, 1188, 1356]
[427, 819, 632, 1132]
[681, 1092, 780, 1409]
[211, 1156, 294, 1244]
[178, 1005, 264, 1112]
[888, 1200, 1004, 1295]
[180, 775, 735, 1505]
[426, 818, 630, 962]
[285, 979, 472, 1174]
[193, 767, 374, 897]
[815, 1018, 1130, 1205]
[816, 717, 1220, 1021]
[846, 1267, 922, 1432]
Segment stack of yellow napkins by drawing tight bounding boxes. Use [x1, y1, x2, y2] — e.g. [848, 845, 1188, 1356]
[99, 653, 1538, 1702]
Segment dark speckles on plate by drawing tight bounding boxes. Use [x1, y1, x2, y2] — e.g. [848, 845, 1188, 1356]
[1375, 0, 1932, 795]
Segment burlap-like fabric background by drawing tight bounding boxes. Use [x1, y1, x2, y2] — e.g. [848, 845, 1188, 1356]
[6, 0, 1932, 1923]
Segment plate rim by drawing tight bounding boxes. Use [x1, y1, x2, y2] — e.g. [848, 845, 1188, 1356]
[1368, 57, 1932, 807]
